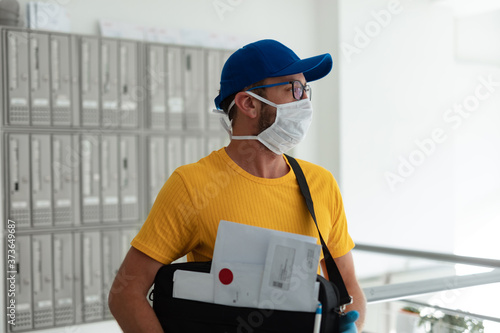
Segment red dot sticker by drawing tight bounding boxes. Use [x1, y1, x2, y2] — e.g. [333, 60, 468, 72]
[219, 268, 233, 285]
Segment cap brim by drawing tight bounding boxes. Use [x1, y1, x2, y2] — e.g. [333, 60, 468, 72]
[270, 53, 333, 82]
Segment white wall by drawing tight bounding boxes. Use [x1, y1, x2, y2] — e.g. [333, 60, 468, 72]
[15, 0, 320, 89]
[339, 2, 500, 331]
[340, 0, 457, 253]
[453, 10, 500, 263]
[338, 0, 500, 279]
[19, 0, 317, 45]
[309, 0, 342, 175]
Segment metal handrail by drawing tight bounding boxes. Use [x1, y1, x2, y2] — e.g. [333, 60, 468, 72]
[354, 243, 500, 268]
[363, 269, 500, 303]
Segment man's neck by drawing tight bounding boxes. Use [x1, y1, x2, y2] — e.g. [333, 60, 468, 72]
[225, 141, 290, 179]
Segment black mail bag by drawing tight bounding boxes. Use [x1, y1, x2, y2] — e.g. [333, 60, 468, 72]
[150, 155, 352, 333]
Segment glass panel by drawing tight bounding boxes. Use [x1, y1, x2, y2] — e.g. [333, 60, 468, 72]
[352, 249, 500, 332]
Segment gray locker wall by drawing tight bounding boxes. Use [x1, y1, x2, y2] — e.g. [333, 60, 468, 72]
[207, 136, 224, 155]
[166, 46, 184, 130]
[81, 134, 101, 224]
[206, 49, 223, 130]
[53, 233, 75, 325]
[1, 26, 230, 333]
[167, 135, 183, 176]
[52, 134, 74, 226]
[72, 231, 83, 325]
[31, 134, 52, 227]
[119, 135, 139, 221]
[70, 35, 81, 128]
[184, 47, 205, 130]
[11, 235, 32, 331]
[81, 231, 103, 322]
[70, 134, 82, 228]
[184, 135, 205, 165]
[147, 44, 167, 129]
[7, 134, 31, 228]
[50, 34, 73, 127]
[6, 30, 30, 126]
[119, 41, 140, 128]
[31, 234, 54, 328]
[148, 136, 166, 209]
[101, 230, 120, 320]
[80, 36, 100, 127]
[29, 33, 51, 126]
[101, 135, 120, 222]
[120, 228, 139, 260]
[101, 39, 120, 128]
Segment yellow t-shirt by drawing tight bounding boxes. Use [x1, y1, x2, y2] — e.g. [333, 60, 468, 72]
[132, 148, 354, 264]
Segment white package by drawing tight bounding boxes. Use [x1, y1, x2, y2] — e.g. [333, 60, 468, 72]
[211, 220, 321, 312]
[172, 270, 214, 303]
[212, 220, 317, 269]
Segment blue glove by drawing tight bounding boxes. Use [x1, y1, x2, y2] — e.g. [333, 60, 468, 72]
[339, 310, 359, 333]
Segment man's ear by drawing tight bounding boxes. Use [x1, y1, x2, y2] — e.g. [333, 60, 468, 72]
[234, 92, 258, 119]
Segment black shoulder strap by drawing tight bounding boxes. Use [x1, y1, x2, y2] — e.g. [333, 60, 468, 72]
[285, 154, 352, 307]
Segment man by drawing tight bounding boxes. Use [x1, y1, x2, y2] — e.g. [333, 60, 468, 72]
[109, 39, 366, 332]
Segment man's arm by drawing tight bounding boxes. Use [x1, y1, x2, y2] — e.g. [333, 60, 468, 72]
[321, 251, 367, 331]
[109, 246, 164, 333]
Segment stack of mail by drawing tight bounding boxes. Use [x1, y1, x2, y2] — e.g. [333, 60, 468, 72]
[173, 220, 321, 312]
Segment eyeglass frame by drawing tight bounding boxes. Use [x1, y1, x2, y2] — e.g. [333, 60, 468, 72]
[246, 80, 312, 101]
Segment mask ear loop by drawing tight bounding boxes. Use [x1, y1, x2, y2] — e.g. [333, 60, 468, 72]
[245, 91, 278, 108]
[219, 117, 232, 139]
[212, 99, 236, 139]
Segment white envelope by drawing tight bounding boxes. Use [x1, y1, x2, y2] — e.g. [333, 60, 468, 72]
[213, 262, 264, 308]
[212, 220, 318, 269]
[172, 270, 214, 303]
[211, 221, 322, 312]
[259, 234, 321, 312]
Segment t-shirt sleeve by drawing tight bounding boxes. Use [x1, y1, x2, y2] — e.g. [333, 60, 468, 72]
[131, 171, 200, 264]
[327, 176, 355, 258]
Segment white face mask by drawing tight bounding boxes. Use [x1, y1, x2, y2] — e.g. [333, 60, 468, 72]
[226, 91, 313, 155]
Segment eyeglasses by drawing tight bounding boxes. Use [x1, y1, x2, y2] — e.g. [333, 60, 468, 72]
[246, 80, 312, 101]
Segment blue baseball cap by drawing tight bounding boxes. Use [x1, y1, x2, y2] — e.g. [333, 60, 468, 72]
[214, 39, 333, 110]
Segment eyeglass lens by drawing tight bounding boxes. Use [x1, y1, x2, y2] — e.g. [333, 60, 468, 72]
[292, 81, 311, 100]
